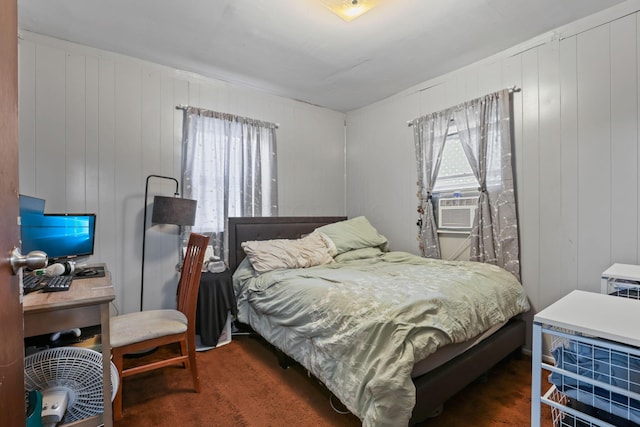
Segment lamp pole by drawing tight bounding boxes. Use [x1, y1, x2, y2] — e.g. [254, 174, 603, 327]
[141, 175, 179, 312]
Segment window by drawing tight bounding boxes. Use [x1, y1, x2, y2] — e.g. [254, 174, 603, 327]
[433, 122, 479, 232]
[181, 108, 278, 261]
[433, 123, 479, 193]
[412, 88, 520, 278]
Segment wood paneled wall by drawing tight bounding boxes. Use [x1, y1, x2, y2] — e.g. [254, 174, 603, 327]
[18, 3, 640, 351]
[346, 5, 640, 350]
[18, 32, 346, 314]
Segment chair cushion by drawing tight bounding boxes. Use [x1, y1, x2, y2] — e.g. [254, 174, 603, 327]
[110, 309, 188, 348]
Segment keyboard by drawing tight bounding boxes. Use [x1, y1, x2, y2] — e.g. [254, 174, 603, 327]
[41, 275, 73, 292]
[23, 274, 73, 294]
[23, 274, 46, 294]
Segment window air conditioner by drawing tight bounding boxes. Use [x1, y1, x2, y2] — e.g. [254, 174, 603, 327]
[438, 196, 478, 229]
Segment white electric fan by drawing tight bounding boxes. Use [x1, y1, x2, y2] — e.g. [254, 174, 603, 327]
[24, 347, 119, 426]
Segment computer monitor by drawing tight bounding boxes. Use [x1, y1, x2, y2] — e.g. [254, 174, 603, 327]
[20, 213, 96, 263]
[19, 194, 45, 215]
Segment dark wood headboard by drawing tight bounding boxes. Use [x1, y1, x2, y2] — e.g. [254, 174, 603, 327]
[227, 216, 347, 272]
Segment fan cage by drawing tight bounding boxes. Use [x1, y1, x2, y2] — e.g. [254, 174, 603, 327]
[24, 347, 119, 423]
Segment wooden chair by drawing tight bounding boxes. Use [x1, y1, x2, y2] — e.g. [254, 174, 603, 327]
[110, 232, 209, 420]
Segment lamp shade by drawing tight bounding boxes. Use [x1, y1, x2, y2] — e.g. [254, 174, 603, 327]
[151, 196, 197, 226]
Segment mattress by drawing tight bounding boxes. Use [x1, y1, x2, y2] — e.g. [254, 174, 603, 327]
[411, 320, 507, 377]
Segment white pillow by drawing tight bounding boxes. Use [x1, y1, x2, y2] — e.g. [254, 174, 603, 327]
[241, 231, 335, 274]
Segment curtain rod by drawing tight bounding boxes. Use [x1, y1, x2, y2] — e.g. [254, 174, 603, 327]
[176, 104, 279, 129]
[406, 86, 521, 127]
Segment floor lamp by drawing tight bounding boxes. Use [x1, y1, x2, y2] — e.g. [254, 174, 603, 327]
[141, 174, 197, 312]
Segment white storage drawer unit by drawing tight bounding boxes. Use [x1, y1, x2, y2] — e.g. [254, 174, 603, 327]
[532, 290, 640, 427]
[601, 263, 640, 299]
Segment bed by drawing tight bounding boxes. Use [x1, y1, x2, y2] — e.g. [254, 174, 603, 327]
[228, 216, 530, 426]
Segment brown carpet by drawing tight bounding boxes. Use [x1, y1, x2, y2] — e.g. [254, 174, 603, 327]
[114, 336, 554, 427]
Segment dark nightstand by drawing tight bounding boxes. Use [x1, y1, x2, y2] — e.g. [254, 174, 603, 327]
[196, 269, 238, 347]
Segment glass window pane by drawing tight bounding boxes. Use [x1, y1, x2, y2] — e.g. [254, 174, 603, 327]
[434, 126, 479, 192]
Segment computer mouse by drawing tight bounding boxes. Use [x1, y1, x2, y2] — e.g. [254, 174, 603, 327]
[77, 268, 97, 277]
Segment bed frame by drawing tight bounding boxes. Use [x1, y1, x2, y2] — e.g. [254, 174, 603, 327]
[227, 216, 526, 425]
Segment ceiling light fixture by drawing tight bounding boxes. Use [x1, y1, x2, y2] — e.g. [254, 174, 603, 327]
[321, 0, 377, 22]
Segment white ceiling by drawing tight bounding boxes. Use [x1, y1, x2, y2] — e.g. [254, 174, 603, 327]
[18, 0, 629, 112]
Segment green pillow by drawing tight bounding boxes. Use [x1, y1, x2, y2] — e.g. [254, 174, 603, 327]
[316, 216, 389, 255]
[334, 247, 384, 262]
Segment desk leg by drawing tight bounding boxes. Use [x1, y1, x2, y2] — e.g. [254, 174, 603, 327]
[531, 322, 542, 427]
[101, 303, 113, 427]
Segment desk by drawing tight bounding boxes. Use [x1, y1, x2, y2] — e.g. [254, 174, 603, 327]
[23, 264, 115, 427]
[196, 270, 238, 347]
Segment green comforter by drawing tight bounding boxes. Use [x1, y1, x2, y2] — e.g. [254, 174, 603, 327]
[233, 251, 530, 426]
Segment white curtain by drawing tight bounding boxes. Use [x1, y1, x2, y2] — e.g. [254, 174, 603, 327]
[181, 107, 278, 262]
[411, 111, 450, 258]
[452, 89, 520, 280]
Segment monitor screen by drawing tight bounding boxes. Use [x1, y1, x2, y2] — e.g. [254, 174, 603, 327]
[19, 194, 45, 215]
[20, 213, 96, 262]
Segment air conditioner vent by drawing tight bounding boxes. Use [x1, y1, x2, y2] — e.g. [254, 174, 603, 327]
[438, 196, 478, 229]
